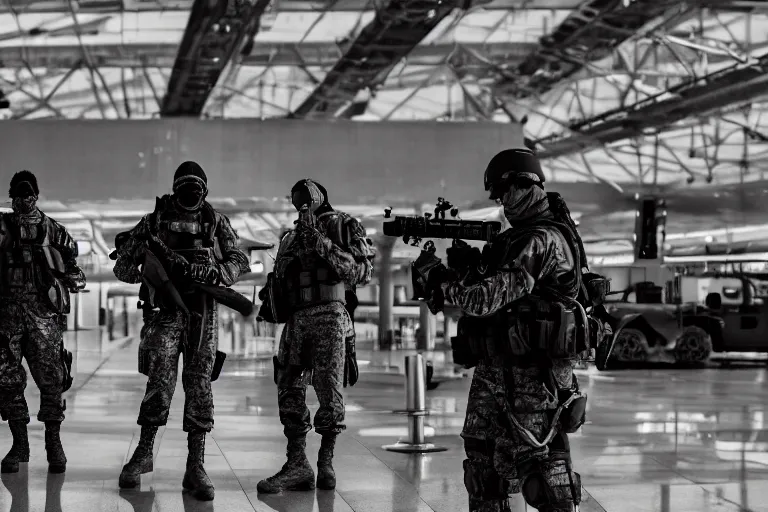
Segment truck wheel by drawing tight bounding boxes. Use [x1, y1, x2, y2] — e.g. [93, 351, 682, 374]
[614, 328, 648, 362]
[674, 326, 712, 363]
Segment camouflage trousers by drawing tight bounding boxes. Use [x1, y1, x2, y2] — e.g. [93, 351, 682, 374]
[275, 302, 351, 438]
[462, 359, 578, 510]
[136, 294, 218, 432]
[0, 296, 67, 423]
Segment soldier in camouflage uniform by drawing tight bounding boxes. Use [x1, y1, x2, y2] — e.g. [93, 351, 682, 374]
[418, 149, 589, 512]
[0, 171, 86, 475]
[257, 179, 374, 493]
[112, 162, 250, 501]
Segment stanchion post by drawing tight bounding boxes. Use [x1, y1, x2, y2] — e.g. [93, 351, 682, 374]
[383, 354, 447, 453]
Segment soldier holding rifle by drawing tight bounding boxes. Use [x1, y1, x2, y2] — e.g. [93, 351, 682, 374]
[111, 161, 250, 501]
[257, 179, 374, 493]
[391, 148, 609, 512]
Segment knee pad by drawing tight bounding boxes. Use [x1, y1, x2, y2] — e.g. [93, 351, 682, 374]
[463, 458, 509, 501]
[520, 459, 581, 511]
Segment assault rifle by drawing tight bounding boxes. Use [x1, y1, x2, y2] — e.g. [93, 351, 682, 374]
[383, 198, 501, 301]
[110, 231, 254, 317]
[382, 198, 502, 246]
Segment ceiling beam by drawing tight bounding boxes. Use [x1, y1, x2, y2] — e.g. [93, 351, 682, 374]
[290, 0, 466, 119]
[0, 40, 535, 69]
[493, 0, 696, 100]
[536, 53, 768, 159]
[0, 0, 583, 13]
[160, 0, 272, 117]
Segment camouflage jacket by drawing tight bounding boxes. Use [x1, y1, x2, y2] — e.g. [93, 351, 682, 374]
[275, 209, 374, 288]
[113, 200, 250, 286]
[443, 212, 579, 317]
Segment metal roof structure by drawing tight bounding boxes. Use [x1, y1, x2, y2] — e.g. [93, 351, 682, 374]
[1, 0, 766, 185]
[2, 0, 768, 253]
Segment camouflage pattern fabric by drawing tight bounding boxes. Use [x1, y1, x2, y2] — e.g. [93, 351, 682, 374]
[113, 200, 249, 433]
[0, 209, 85, 424]
[462, 360, 576, 489]
[137, 298, 218, 432]
[272, 208, 372, 438]
[439, 206, 583, 511]
[0, 297, 67, 423]
[276, 302, 350, 437]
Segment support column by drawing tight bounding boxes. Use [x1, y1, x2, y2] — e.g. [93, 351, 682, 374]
[417, 302, 432, 351]
[378, 237, 395, 351]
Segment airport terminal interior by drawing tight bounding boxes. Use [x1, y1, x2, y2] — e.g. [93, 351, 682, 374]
[1, 0, 768, 510]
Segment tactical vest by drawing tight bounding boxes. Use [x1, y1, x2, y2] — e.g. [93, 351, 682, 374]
[451, 219, 589, 367]
[138, 200, 224, 308]
[154, 206, 223, 265]
[0, 213, 70, 313]
[279, 211, 348, 311]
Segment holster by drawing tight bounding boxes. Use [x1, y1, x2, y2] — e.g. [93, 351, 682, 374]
[343, 335, 359, 387]
[266, 272, 290, 323]
[272, 355, 281, 385]
[211, 350, 227, 382]
[61, 347, 74, 392]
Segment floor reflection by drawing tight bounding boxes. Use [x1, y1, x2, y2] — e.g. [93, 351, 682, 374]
[0, 468, 65, 512]
[257, 490, 339, 512]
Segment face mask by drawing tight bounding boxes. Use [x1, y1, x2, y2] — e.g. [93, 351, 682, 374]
[501, 184, 547, 223]
[174, 182, 205, 211]
[12, 196, 37, 214]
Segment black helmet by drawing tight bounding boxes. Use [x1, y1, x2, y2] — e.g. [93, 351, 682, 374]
[484, 148, 545, 200]
[9, 170, 39, 198]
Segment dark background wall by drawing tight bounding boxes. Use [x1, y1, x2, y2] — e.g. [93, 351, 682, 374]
[1, 119, 524, 204]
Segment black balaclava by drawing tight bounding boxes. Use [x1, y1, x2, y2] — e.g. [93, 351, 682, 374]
[9, 170, 40, 215]
[290, 179, 332, 215]
[172, 161, 208, 211]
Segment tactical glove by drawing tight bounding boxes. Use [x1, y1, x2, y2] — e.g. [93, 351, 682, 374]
[189, 263, 221, 285]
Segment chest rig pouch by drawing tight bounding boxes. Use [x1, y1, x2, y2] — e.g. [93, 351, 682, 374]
[277, 213, 348, 313]
[1, 215, 71, 314]
[502, 294, 588, 359]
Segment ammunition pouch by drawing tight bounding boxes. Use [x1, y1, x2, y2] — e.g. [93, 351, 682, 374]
[452, 295, 588, 364]
[582, 272, 611, 307]
[286, 268, 345, 310]
[61, 347, 73, 392]
[451, 319, 480, 369]
[45, 276, 71, 315]
[556, 388, 587, 434]
[211, 350, 226, 382]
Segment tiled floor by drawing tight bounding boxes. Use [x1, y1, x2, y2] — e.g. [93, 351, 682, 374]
[1, 330, 766, 511]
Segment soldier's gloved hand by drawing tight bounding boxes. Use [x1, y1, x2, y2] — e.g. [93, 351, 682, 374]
[446, 239, 482, 273]
[189, 263, 221, 285]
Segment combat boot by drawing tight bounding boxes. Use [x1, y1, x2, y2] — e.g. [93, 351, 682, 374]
[256, 435, 315, 493]
[182, 430, 214, 501]
[1, 420, 30, 473]
[119, 426, 158, 489]
[44, 421, 66, 474]
[316, 434, 337, 490]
